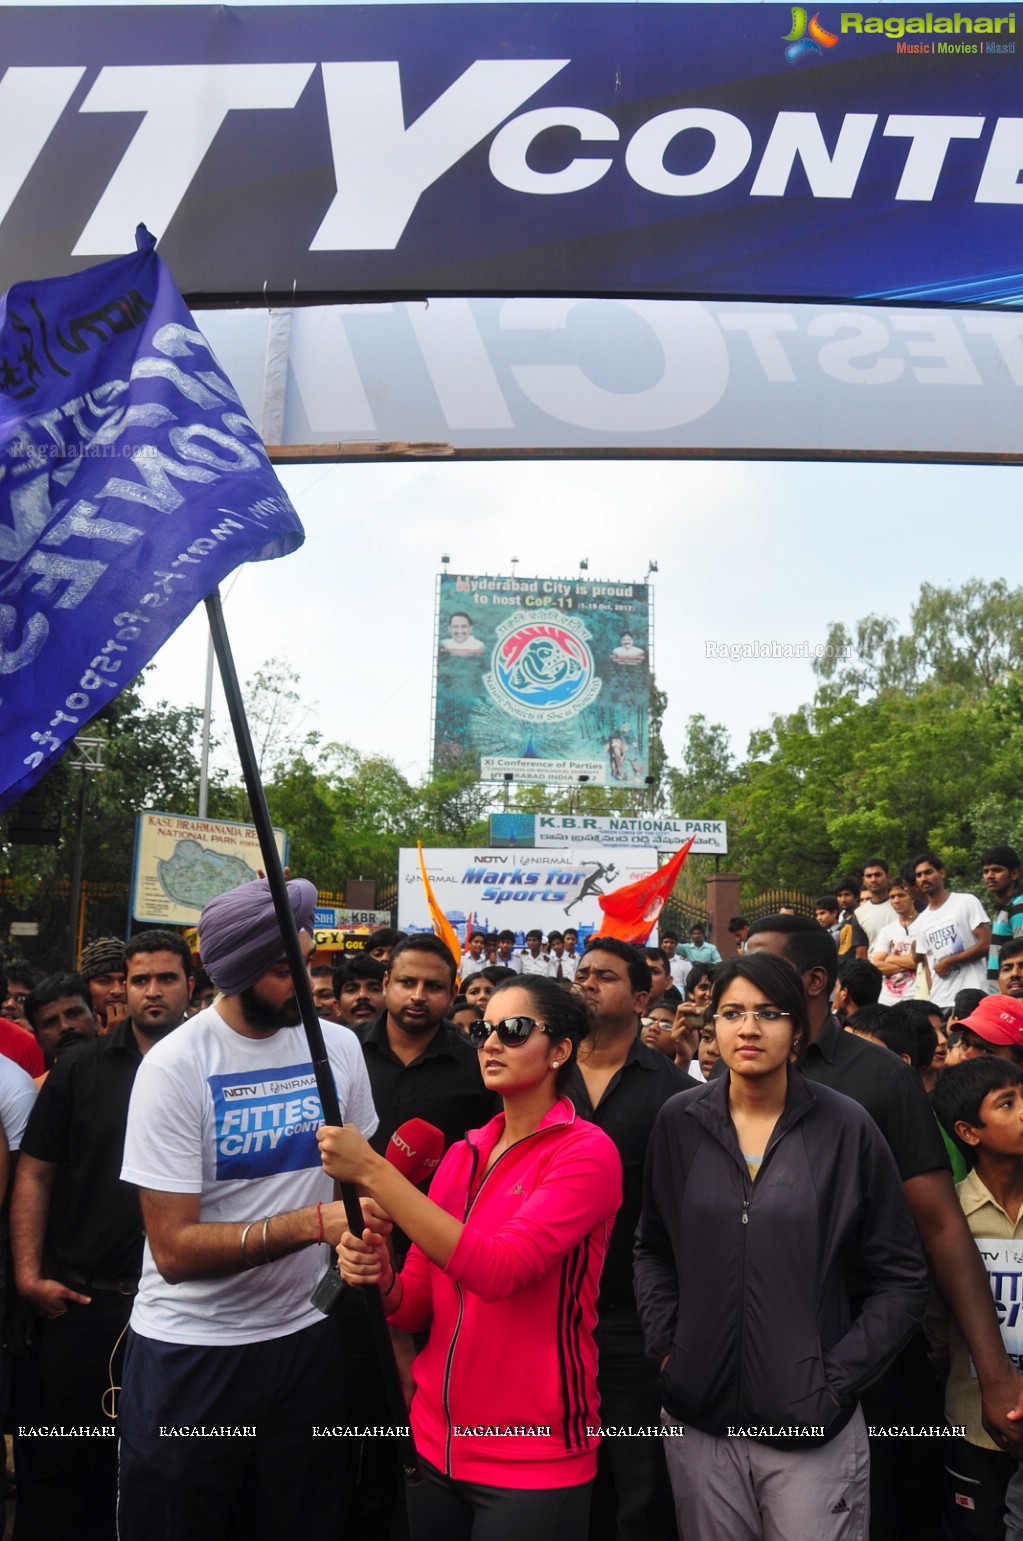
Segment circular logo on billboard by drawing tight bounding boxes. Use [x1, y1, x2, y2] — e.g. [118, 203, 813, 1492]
[484, 610, 602, 723]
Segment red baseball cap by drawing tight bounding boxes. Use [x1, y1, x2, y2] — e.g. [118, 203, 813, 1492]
[963, 994, 1023, 1047]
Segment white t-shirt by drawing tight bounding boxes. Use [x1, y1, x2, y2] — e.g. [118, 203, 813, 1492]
[0, 1055, 37, 1150]
[122, 1006, 377, 1346]
[460, 953, 487, 979]
[668, 955, 692, 991]
[855, 899, 897, 951]
[871, 920, 920, 1006]
[909, 893, 990, 1007]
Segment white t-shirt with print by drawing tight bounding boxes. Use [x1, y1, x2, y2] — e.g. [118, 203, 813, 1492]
[122, 1006, 377, 1346]
[871, 920, 920, 1006]
[909, 893, 990, 1007]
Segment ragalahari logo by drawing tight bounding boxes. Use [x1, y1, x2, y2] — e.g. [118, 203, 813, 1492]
[783, 7, 840, 61]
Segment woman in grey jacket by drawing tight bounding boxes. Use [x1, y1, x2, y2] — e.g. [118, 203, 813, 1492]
[634, 952, 928, 1540]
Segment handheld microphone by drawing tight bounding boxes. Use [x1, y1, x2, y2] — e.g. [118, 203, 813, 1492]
[311, 1119, 445, 1315]
[386, 1119, 445, 1185]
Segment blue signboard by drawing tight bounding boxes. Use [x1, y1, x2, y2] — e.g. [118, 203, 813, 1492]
[0, 5, 1018, 305]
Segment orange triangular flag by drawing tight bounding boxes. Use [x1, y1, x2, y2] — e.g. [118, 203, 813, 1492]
[417, 842, 463, 976]
[594, 838, 696, 945]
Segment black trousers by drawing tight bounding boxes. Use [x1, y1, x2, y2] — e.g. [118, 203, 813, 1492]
[941, 1437, 1017, 1541]
[860, 1330, 945, 1541]
[117, 1318, 344, 1541]
[12, 1290, 131, 1541]
[589, 1308, 676, 1541]
[409, 1459, 592, 1541]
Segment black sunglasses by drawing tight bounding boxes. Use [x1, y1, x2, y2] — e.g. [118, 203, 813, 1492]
[468, 1015, 559, 1048]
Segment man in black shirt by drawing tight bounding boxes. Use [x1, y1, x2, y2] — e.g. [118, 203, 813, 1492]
[566, 939, 687, 1541]
[356, 936, 496, 1169]
[747, 914, 1023, 1539]
[11, 931, 192, 1541]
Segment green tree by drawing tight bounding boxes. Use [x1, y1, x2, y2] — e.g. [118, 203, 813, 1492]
[814, 579, 1023, 699]
[244, 656, 319, 774]
[1, 675, 215, 968]
[666, 714, 737, 813]
[710, 578, 1023, 901]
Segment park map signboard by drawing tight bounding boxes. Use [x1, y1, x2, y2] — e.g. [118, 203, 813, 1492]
[132, 811, 289, 925]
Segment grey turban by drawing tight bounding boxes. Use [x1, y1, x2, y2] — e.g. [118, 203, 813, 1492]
[198, 877, 317, 995]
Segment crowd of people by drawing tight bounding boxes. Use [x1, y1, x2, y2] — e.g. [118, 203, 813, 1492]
[0, 843, 1022, 1540]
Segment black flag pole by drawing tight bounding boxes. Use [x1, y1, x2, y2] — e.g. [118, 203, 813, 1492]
[203, 590, 419, 1481]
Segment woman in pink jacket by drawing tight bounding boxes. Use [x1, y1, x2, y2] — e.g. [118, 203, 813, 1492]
[318, 975, 622, 1541]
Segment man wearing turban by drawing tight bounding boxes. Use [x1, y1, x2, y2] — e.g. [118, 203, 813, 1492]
[116, 878, 378, 1541]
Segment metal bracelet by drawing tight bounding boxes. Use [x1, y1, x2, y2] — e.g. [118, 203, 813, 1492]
[240, 1220, 258, 1269]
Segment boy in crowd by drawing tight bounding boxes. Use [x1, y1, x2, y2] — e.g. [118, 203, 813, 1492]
[835, 878, 869, 958]
[931, 1056, 1023, 1539]
[546, 931, 575, 982]
[815, 895, 841, 945]
[872, 876, 926, 1005]
[833, 956, 883, 1023]
[460, 930, 488, 980]
[950, 995, 1023, 1067]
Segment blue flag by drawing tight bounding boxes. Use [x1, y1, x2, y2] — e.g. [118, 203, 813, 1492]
[0, 227, 304, 812]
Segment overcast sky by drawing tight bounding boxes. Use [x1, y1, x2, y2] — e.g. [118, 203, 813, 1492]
[137, 457, 1022, 793]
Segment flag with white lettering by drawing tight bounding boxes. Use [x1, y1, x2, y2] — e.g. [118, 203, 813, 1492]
[0, 226, 303, 811]
[594, 837, 695, 945]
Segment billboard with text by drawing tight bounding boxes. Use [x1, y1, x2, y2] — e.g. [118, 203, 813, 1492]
[434, 573, 650, 786]
[132, 811, 289, 925]
[398, 845, 658, 941]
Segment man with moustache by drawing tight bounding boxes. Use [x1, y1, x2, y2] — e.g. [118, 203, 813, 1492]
[77, 937, 127, 1032]
[335, 954, 386, 1033]
[567, 939, 688, 1541]
[997, 938, 1023, 1000]
[355, 934, 494, 1158]
[116, 879, 378, 1541]
[23, 974, 98, 1078]
[11, 932, 193, 1541]
[984, 846, 1023, 986]
[909, 852, 991, 1009]
[309, 963, 341, 1022]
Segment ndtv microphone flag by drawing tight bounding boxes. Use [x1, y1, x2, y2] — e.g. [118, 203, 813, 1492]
[594, 837, 695, 945]
[0, 226, 303, 812]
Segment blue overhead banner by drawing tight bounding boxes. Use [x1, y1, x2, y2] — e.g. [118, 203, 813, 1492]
[0, 5, 1019, 306]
